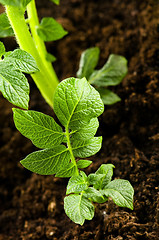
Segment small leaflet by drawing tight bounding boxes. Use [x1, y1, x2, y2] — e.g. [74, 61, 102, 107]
[100, 179, 134, 210]
[64, 194, 94, 225]
[50, 0, 60, 5]
[13, 109, 65, 149]
[37, 17, 68, 42]
[89, 54, 128, 87]
[54, 77, 104, 130]
[4, 49, 39, 74]
[0, 61, 29, 109]
[0, 13, 14, 38]
[77, 47, 100, 80]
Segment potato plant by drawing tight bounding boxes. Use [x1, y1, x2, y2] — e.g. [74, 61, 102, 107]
[0, 0, 134, 225]
[13, 77, 134, 225]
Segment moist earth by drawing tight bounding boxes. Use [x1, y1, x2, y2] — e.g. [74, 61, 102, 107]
[0, 0, 159, 239]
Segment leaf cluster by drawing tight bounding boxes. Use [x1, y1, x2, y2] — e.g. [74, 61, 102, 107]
[12, 77, 134, 225]
[0, 1, 67, 63]
[0, 42, 39, 109]
[77, 47, 128, 105]
[13, 77, 104, 177]
[64, 164, 134, 225]
[0, 0, 67, 43]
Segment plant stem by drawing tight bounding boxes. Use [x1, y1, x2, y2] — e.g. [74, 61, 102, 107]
[65, 127, 79, 176]
[5, 5, 59, 108]
[27, 0, 57, 80]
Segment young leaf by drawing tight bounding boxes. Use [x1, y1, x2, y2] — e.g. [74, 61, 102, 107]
[89, 54, 128, 87]
[100, 179, 134, 210]
[46, 52, 56, 63]
[13, 109, 65, 149]
[64, 194, 94, 225]
[0, 0, 20, 6]
[66, 171, 88, 194]
[72, 137, 102, 158]
[3, 51, 12, 58]
[37, 17, 68, 42]
[0, 13, 14, 38]
[88, 173, 106, 186]
[71, 118, 99, 141]
[77, 47, 100, 80]
[0, 41, 5, 58]
[22, 0, 32, 7]
[0, 0, 32, 7]
[4, 49, 39, 74]
[0, 61, 29, 109]
[54, 77, 104, 130]
[95, 164, 115, 189]
[76, 160, 92, 169]
[55, 162, 77, 178]
[50, 0, 60, 5]
[97, 88, 121, 105]
[20, 146, 70, 175]
[83, 187, 108, 203]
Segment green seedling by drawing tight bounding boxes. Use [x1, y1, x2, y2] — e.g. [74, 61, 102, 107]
[77, 47, 128, 105]
[0, 0, 67, 108]
[13, 77, 134, 225]
[0, 0, 128, 109]
[0, 0, 133, 225]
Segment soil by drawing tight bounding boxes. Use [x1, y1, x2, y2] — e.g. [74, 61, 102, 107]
[0, 0, 159, 239]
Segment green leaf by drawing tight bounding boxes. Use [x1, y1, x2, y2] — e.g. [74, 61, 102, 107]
[66, 171, 88, 194]
[50, 0, 60, 5]
[0, 41, 5, 58]
[97, 88, 121, 105]
[100, 179, 134, 210]
[46, 52, 56, 63]
[20, 146, 70, 175]
[77, 47, 100, 80]
[37, 17, 68, 42]
[54, 77, 104, 130]
[71, 118, 99, 141]
[4, 49, 39, 74]
[3, 51, 12, 58]
[0, 0, 20, 6]
[95, 164, 115, 189]
[64, 194, 94, 225]
[72, 137, 102, 158]
[89, 54, 128, 87]
[13, 109, 65, 149]
[76, 160, 92, 169]
[88, 173, 106, 186]
[83, 187, 108, 203]
[23, 0, 32, 6]
[55, 162, 77, 178]
[0, 13, 14, 38]
[0, 61, 29, 109]
[87, 164, 114, 190]
[0, 0, 32, 7]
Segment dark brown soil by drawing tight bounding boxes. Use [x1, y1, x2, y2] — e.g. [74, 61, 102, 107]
[0, 0, 159, 239]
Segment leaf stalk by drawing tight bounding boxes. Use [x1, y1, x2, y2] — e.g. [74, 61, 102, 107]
[65, 127, 79, 176]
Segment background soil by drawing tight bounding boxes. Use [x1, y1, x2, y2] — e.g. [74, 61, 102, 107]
[0, 0, 159, 239]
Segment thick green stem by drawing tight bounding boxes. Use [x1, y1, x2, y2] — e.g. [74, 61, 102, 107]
[6, 5, 59, 108]
[65, 127, 79, 176]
